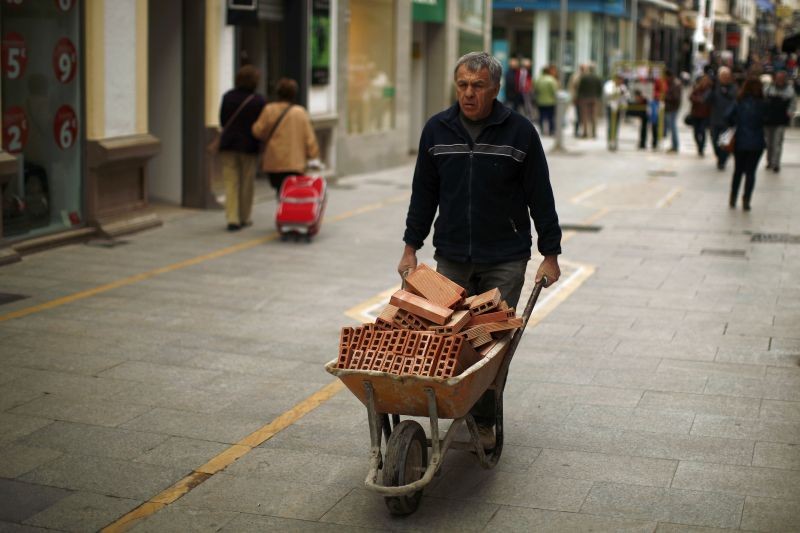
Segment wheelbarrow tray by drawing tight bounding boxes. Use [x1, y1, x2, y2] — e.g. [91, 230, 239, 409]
[325, 333, 510, 419]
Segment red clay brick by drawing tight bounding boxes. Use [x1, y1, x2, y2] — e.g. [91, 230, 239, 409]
[430, 309, 471, 334]
[466, 309, 515, 327]
[469, 288, 502, 315]
[390, 289, 454, 325]
[405, 264, 463, 309]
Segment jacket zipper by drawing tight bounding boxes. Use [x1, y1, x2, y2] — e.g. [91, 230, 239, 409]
[468, 148, 473, 260]
[509, 218, 518, 234]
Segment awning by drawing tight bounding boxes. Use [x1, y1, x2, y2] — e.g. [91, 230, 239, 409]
[639, 0, 679, 12]
[755, 0, 774, 12]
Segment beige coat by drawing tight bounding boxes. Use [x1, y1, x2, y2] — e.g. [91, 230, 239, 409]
[252, 102, 319, 173]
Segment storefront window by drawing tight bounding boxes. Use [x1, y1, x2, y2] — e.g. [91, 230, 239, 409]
[458, 0, 484, 32]
[1, 0, 82, 240]
[347, 0, 395, 135]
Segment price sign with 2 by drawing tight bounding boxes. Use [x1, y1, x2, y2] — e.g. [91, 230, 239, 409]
[2, 106, 29, 154]
[53, 38, 77, 83]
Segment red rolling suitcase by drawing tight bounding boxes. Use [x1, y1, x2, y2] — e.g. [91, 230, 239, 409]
[275, 175, 327, 241]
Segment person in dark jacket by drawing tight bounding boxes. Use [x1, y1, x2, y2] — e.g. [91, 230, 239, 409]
[217, 65, 266, 231]
[764, 70, 797, 172]
[707, 66, 738, 170]
[576, 64, 603, 138]
[689, 75, 713, 155]
[397, 52, 562, 450]
[663, 69, 683, 153]
[728, 76, 766, 211]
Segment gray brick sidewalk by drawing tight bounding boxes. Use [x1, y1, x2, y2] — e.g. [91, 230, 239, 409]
[1, 120, 798, 532]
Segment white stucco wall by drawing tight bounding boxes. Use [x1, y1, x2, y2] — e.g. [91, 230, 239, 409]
[104, 0, 138, 137]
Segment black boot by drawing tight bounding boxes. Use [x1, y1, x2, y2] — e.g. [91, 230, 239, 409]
[729, 193, 736, 208]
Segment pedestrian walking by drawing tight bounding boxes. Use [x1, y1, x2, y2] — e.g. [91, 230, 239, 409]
[216, 65, 266, 231]
[397, 51, 562, 452]
[627, 89, 649, 149]
[518, 58, 535, 120]
[663, 69, 682, 152]
[649, 68, 667, 150]
[707, 66, 738, 170]
[252, 78, 320, 198]
[728, 76, 766, 211]
[504, 57, 521, 113]
[603, 73, 629, 151]
[534, 65, 559, 135]
[688, 75, 712, 156]
[576, 64, 602, 138]
[568, 64, 586, 137]
[764, 70, 797, 172]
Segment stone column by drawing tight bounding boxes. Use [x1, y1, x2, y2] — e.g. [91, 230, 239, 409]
[534, 11, 550, 77]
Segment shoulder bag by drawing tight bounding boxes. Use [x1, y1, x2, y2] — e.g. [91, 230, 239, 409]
[207, 94, 256, 154]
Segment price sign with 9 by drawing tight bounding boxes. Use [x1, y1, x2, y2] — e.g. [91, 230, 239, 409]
[2, 106, 29, 154]
[53, 38, 77, 83]
[2, 32, 27, 80]
[54, 105, 78, 150]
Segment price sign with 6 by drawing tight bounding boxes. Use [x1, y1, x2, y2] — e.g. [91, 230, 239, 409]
[53, 38, 77, 83]
[2, 106, 29, 154]
[54, 105, 78, 150]
[2, 32, 27, 80]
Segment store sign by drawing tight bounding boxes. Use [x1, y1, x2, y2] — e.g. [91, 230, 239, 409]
[52, 38, 77, 83]
[53, 105, 77, 150]
[311, 0, 330, 85]
[2, 106, 28, 154]
[2, 32, 27, 80]
[413, 0, 445, 22]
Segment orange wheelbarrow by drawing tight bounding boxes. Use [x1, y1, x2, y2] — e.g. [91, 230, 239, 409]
[325, 279, 546, 515]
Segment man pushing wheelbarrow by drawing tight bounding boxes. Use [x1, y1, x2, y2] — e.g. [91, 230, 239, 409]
[327, 51, 561, 516]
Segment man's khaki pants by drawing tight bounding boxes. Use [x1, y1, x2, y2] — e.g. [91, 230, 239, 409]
[220, 151, 257, 226]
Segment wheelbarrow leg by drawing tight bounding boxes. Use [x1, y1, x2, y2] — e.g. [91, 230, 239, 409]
[363, 382, 383, 475]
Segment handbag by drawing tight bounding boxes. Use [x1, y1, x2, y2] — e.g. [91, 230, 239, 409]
[683, 114, 696, 127]
[718, 127, 736, 153]
[207, 94, 256, 154]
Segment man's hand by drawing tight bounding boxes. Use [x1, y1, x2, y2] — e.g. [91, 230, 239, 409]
[397, 244, 418, 280]
[535, 255, 560, 288]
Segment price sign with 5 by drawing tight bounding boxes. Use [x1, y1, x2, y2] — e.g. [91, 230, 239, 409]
[53, 105, 78, 150]
[2, 32, 27, 80]
[53, 38, 77, 83]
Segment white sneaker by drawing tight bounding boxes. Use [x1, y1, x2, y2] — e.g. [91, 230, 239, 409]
[477, 425, 495, 450]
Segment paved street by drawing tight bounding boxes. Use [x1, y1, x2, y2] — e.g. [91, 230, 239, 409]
[1, 120, 799, 532]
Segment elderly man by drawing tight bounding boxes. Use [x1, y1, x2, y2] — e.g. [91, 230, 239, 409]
[764, 70, 797, 173]
[397, 52, 562, 450]
[707, 66, 738, 170]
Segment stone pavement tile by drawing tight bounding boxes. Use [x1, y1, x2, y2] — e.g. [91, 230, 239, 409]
[175, 473, 350, 521]
[258, 418, 371, 458]
[184, 352, 305, 377]
[10, 394, 153, 427]
[0, 385, 42, 412]
[1, 349, 126, 376]
[565, 405, 695, 435]
[0, 414, 52, 446]
[128, 505, 238, 533]
[0, 444, 62, 479]
[24, 491, 140, 533]
[503, 400, 574, 425]
[108, 382, 239, 415]
[513, 382, 644, 408]
[223, 448, 366, 487]
[0, 331, 117, 358]
[320, 488, 497, 531]
[512, 365, 598, 385]
[767, 365, 800, 379]
[768, 338, 800, 352]
[0, 520, 51, 532]
[7, 369, 137, 399]
[429, 466, 592, 511]
[17, 421, 169, 460]
[672, 333, 771, 353]
[637, 391, 761, 418]
[97, 361, 222, 387]
[613, 431, 755, 465]
[0, 363, 34, 386]
[726, 323, 800, 339]
[133, 437, 231, 471]
[580, 482, 744, 529]
[691, 414, 800, 443]
[760, 400, 800, 422]
[0, 479, 71, 523]
[503, 419, 623, 454]
[671, 461, 800, 500]
[20, 454, 187, 500]
[440, 444, 542, 474]
[704, 375, 800, 401]
[658, 359, 766, 379]
[530, 449, 677, 487]
[715, 348, 800, 367]
[485, 507, 656, 532]
[753, 442, 800, 470]
[654, 523, 739, 533]
[220, 512, 384, 532]
[614, 340, 717, 362]
[591, 369, 707, 394]
[528, 322, 583, 338]
[215, 380, 327, 419]
[740, 496, 800, 532]
[121, 407, 267, 444]
[551, 353, 662, 371]
[576, 325, 676, 342]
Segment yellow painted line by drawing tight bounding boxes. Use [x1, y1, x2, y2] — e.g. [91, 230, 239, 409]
[102, 380, 344, 532]
[0, 193, 410, 324]
[570, 183, 608, 204]
[526, 259, 595, 328]
[581, 207, 610, 225]
[345, 285, 400, 323]
[656, 186, 682, 208]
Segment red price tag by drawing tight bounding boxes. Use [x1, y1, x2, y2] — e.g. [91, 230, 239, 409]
[2, 106, 29, 154]
[52, 38, 77, 83]
[55, 0, 74, 11]
[2, 32, 27, 80]
[53, 105, 78, 150]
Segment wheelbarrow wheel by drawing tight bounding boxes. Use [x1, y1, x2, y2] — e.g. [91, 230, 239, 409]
[382, 420, 427, 515]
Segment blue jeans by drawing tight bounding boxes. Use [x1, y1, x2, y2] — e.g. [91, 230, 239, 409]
[664, 111, 678, 150]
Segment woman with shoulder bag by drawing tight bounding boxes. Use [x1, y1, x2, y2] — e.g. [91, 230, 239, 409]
[252, 78, 320, 198]
[728, 76, 766, 211]
[216, 65, 266, 231]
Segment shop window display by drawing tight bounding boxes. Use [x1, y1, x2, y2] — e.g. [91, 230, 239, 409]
[347, 0, 395, 135]
[1, 0, 82, 239]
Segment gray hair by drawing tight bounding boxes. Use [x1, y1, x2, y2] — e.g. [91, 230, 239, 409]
[454, 52, 502, 87]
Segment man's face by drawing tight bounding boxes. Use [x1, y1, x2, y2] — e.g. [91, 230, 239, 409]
[455, 66, 499, 121]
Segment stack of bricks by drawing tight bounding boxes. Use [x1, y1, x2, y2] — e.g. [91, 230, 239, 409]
[336, 264, 524, 379]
